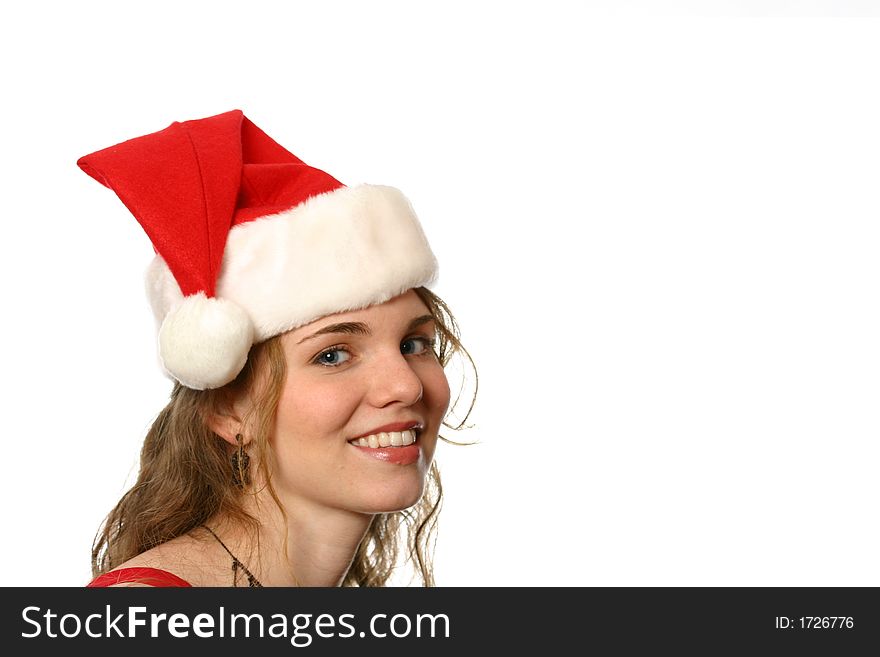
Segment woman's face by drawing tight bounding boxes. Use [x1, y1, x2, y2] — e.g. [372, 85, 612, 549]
[268, 290, 450, 516]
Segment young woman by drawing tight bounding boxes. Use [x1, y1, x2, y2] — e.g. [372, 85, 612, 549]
[78, 110, 474, 587]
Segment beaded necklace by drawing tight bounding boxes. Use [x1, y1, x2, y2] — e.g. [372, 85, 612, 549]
[201, 525, 263, 587]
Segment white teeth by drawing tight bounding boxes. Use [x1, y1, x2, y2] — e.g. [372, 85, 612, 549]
[351, 429, 418, 449]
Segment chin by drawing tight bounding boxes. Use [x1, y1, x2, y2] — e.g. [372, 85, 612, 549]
[357, 482, 428, 514]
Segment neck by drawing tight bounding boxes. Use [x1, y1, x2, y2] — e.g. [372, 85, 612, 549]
[209, 495, 373, 587]
[272, 503, 373, 587]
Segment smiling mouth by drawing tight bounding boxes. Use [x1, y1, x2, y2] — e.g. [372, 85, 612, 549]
[348, 429, 418, 449]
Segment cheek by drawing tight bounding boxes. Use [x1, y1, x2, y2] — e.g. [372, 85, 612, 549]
[274, 376, 361, 440]
[423, 365, 451, 420]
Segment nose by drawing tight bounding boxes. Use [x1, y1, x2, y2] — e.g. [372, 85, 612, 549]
[366, 348, 424, 408]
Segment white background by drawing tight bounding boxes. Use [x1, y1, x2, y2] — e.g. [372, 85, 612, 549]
[2, 1, 878, 586]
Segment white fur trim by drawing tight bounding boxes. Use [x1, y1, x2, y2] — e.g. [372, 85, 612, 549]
[158, 293, 255, 390]
[146, 184, 438, 387]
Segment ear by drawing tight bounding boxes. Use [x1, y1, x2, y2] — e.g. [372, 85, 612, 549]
[207, 413, 241, 448]
[205, 391, 250, 448]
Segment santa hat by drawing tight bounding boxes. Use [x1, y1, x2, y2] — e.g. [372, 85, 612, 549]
[78, 109, 438, 390]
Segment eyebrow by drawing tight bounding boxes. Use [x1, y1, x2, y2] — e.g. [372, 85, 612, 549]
[297, 314, 435, 345]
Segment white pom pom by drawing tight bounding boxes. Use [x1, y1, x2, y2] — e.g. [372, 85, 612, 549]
[158, 293, 255, 390]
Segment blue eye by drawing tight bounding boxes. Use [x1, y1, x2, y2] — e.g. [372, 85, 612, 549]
[314, 347, 352, 367]
[402, 336, 436, 356]
[313, 337, 436, 368]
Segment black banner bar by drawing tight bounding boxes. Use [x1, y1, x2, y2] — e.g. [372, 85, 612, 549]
[2, 587, 877, 654]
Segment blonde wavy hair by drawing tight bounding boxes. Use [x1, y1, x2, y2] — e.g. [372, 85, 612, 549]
[91, 287, 476, 586]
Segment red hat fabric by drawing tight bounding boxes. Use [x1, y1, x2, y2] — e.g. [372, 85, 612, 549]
[78, 110, 437, 389]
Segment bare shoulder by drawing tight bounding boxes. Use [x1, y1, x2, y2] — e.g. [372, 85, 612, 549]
[98, 533, 212, 587]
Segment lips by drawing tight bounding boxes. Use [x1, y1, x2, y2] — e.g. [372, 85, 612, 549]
[348, 439, 421, 465]
[350, 429, 417, 448]
[347, 422, 424, 466]
[350, 420, 423, 440]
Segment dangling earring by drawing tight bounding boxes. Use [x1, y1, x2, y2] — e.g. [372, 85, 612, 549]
[231, 433, 250, 488]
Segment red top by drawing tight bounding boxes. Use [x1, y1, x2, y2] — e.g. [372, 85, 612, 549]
[87, 567, 192, 588]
